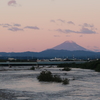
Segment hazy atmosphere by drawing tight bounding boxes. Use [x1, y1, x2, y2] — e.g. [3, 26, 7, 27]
[0, 0, 100, 52]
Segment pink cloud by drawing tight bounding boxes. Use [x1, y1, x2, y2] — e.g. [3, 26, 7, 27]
[8, 0, 17, 6]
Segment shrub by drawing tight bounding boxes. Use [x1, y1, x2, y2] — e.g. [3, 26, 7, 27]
[30, 66, 35, 70]
[62, 67, 71, 71]
[57, 63, 70, 67]
[95, 64, 100, 72]
[37, 70, 53, 82]
[62, 78, 69, 85]
[53, 75, 62, 82]
[37, 70, 69, 85]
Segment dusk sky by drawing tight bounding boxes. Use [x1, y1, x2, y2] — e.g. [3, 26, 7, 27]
[0, 0, 100, 52]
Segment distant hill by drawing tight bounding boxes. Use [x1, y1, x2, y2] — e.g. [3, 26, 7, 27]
[52, 40, 88, 51]
[0, 41, 100, 59]
[0, 50, 100, 59]
[39, 49, 100, 58]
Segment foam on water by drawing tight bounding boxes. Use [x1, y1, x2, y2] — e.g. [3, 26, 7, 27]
[0, 66, 100, 100]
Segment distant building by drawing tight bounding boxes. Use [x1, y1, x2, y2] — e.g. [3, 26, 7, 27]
[50, 57, 63, 61]
[8, 58, 16, 61]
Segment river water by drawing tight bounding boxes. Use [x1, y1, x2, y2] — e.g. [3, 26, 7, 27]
[0, 66, 100, 100]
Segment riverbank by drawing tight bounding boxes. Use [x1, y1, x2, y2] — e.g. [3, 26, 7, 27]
[57, 59, 100, 72]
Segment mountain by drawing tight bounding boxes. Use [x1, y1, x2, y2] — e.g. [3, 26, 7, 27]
[52, 40, 88, 51]
[39, 49, 98, 58]
[0, 50, 100, 59]
[1, 50, 100, 59]
[0, 41, 100, 59]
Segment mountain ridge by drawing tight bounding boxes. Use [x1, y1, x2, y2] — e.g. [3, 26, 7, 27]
[0, 41, 100, 59]
[0, 49, 99, 59]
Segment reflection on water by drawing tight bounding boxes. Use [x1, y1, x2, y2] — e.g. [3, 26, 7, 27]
[0, 66, 100, 100]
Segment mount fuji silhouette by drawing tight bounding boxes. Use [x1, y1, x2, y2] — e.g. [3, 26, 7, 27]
[52, 40, 88, 51]
[0, 40, 99, 59]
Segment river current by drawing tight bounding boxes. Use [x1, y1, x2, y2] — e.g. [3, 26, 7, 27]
[0, 66, 100, 100]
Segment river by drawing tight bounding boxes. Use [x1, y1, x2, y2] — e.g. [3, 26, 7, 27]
[0, 66, 100, 100]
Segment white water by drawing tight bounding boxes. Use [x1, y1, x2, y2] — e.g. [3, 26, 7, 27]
[0, 66, 100, 100]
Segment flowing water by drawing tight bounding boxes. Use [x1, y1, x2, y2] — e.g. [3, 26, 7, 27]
[0, 66, 100, 100]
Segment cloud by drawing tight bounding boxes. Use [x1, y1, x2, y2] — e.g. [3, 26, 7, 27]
[50, 20, 56, 23]
[13, 24, 21, 27]
[0, 24, 3, 26]
[56, 29, 77, 34]
[24, 26, 40, 30]
[4, 24, 12, 27]
[8, 27, 23, 31]
[2, 23, 21, 27]
[50, 19, 75, 25]
[67, 21, 75, 25]
[4, 24, 12, 26]
[83, 23, 94, 27]
[63, 29, 76, 33]
[56, 22, 97, 34]
[66, 35, 70, 37]
[87, 46, 100, 52]
[50, 19, 66, 23]
[56, 27, 96, 34]
[92, 46, 100, 52]
[56, 29, 66, 33]
[79, 35, 83, 37]
[57, 19, 65, 23]
[54, 35, 60, 37]
[8, 0, 17, 6]
[0, 23, 12, 27]
[79, 27, 96, 34]
[80, 23, 97, 30]
[0, 23, 12, 28]
[0, 23, 41, 32]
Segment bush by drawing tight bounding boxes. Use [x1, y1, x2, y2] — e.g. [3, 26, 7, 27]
[30, 66, 35, 70]
[37, 70, 69, 85]
[37, 70, 53, 82]
[53, 75, 62, 82]
[95, 64, 100, 72]
[57, 63, 70, 67]
[62, 67, 71, 71]
[62, 78, 69, 85]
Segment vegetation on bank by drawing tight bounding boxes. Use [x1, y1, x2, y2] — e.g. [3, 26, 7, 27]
[62, 67, 71, 71]
[37, 70, 69, 85]
[57, 59, 100, 72]
[30, 66, 35, 70]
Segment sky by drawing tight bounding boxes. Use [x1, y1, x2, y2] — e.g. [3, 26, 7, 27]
[0, 0, 100, 52]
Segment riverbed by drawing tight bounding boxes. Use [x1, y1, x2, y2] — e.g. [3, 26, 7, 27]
[0, 66, 100, 100]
